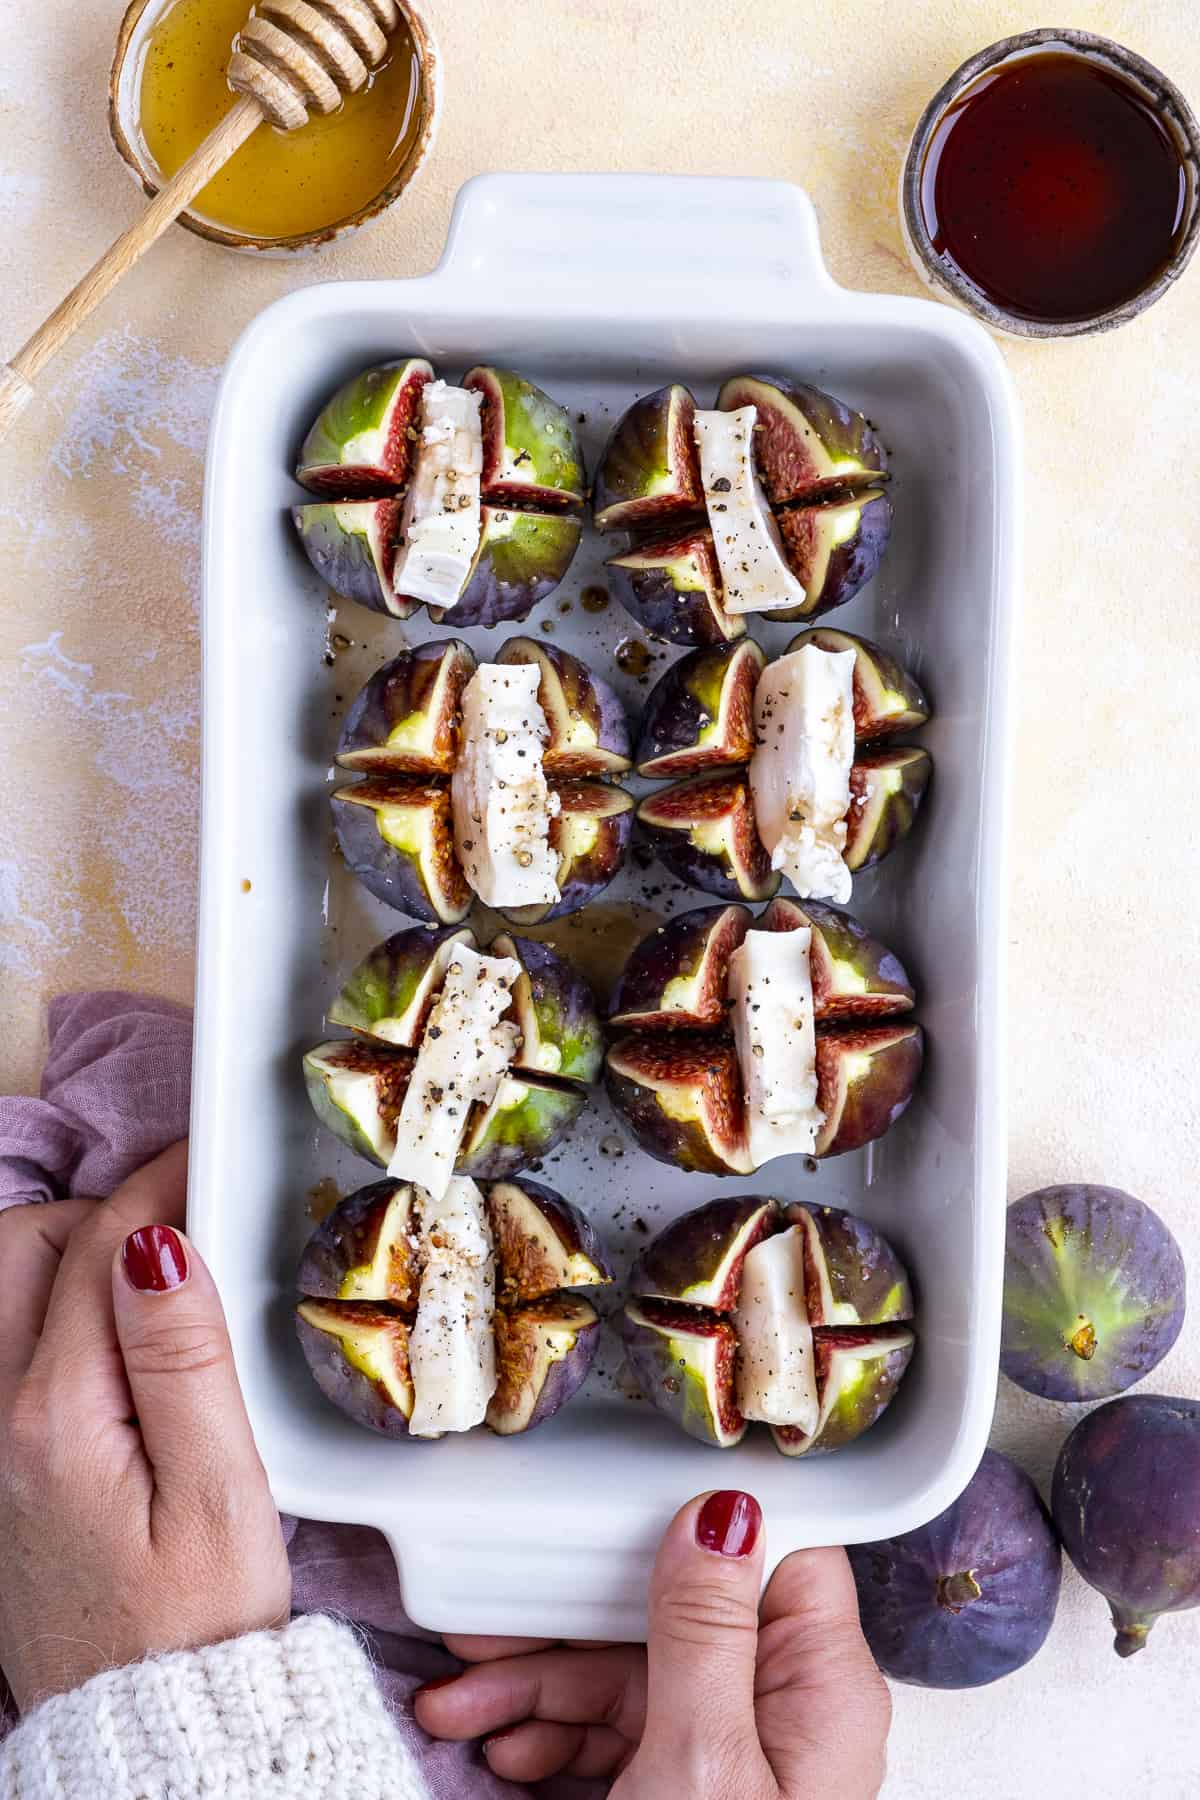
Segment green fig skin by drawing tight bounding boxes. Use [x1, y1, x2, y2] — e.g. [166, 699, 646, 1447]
[465, 365, 586, 510]
[422, 507, 582, 630]
[629, 1195, 778, 1309]
[296, 357, 433, 495]
[621, 1300, 747, 1447]
[772, 1328, 915, 1456]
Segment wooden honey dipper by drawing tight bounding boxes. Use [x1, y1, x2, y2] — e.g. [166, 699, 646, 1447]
[0, 0, 404, 439]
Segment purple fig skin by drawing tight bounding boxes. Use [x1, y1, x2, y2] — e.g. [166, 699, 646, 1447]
[593, 385, 704, 533]
[292, 500, 413, 617]
[1002, 1186, 1186, 1403]
[295, 1302, 417, 1439]
[421, 507, 582, 629]
[296, 1181, 419, 1305]
[607, 529, 744, 646]
[761, 897, 917, 1022]
[849, 1449, 1062, 1687]
[1052, 1395, 1200, 1657]
[791, 1202, 915, 1326]
[326, 924, 473, 1046]
[495, 636, 632, 777]
[814, 1024, 924, 1157]
[336, 640, 475, 775]
[487, 1297, 601, 1434]
[489, 931, 604, 1086]
[331, 781, 472, 924]
[605, 1033, 752, 1176]
[845, 749, 932, 872]
[608, 903, 751, 1032]
[637, 771, 779, 904]
[772, 1327, 915, 1457]
[635, 640, 765, 778]
[788, 627, 930, 741]
[630, 1196, 779, 1309]
[774, 492, 893, 620]
[621, 1299, 746, 1447]
[488, 1178, 614, 1303]
[501, 784, 633, 926]
[715, 374, 888, 504]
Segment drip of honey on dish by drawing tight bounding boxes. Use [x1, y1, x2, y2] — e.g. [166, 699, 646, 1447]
[138, 0, 423, 240]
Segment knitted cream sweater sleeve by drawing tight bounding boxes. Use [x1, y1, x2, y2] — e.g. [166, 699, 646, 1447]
[0, 1614, 435, 1800]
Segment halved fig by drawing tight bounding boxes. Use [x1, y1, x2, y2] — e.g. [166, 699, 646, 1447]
[491, 931, 604, 1084]
[296, 357, 433, 495]
[790, 1201, 915, 1326]
[630, 1195, 777, 1310]
[331, 780, 472, 924]
[495, 637, 632, 777]
[487, 1295, 601, 1435]
[604, 1033, 752, 1175]
[814, 1024, 924, 1157]
[292, 499, 416, 618]
[774, 491, 892, 618]
[636, 771, 778, 903]
[772, 1328, 915, 1457]
[422, 507, 582, 630]
[788, 627, 930, 740]
[621, 1299, 746, 1447]
[500, 784, 634, 927]
[487, 1178, 614, 1304]
[302, 1040, 414, 1167]
[457, 1072, 587, 1182]
[608, 903, 751, 1031]
[326, 925, 474, 1046]
[295, 1300, 416, 1437]
[593, 385, 703, 533]
[336, 641, 476, 775]
[715, 374, 887, 503]
[464, 366, 586, 511]
[844, 749, 932, 872]
[760, 896, 916, 1021]
[635, 640, 765, 778]
[606, 528, 743, 646]
[296, 1180, 420, 1306]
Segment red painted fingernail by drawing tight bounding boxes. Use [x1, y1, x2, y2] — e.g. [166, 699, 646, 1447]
[695, 1490, 762, 1558]
[122, 1226, 189, 1293]
[414, 1673, 460, 1699]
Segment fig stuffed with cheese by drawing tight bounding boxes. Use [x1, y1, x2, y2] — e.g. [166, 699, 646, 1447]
[306, 924, 602, 1187]
[622, 1194, 914, 1453]
[333, 637, 633, 925]
[293, 362, 584, 626]
[596, 377, 891, 646]
[297, 1176, 612, 1438]
[605, 898, 921, 1173]
[636, 630, 931, 906]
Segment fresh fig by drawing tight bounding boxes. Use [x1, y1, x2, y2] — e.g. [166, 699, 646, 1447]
[788, 628, 930, 740]
[792, 1202, 915, 1325]
[773, 1327, 915, 1457]
[500, 783, 633, 926]
[604, 1033, 752, 1176]
[773, 491, 893, 619]
[609, 903, 751, 1032]
[455, 1072, 587, 1182]
[296, 357, 433, 494]
[1052, 1394, 1200, 1657]
[464, 366, 586, 511]
[593, 385, 704, 533]
[490, 930, 605, 1084]
[295, 1180, 420, 1306]
[302, 1040, 414, 1166]
[336, 641, 475, 775]
[621, 1300, 746, 1448]
[606, 528, 743, 646]
[487, 1177, 613, 1303]
[495, 637, 631, 777]
[635, 640, 765, 778]
[630, 1195, 777, 1309]
[814, 1023, 924, 1157]
[849, 1449, 1062, 1687]
[326, 925, 474, 1046]
[292, 500, 416, 618]
[331, 780, 472, 924]
[487, 1295, 601, 1434]
[1002, 1186, 1186, 1403]
[295, 1300, 416, 1437]
[715, 374, 887, 503]
[425, 506, 582, 630]
[761, 897, 916, 1021]
[844, 749, 932, 873]
[637, 770, 778, 903]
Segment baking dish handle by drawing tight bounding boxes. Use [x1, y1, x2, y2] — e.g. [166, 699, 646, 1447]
[436, 172, 840, 310]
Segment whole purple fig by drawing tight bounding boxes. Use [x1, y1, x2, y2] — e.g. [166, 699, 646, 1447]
[849, 1450, 1061, 1687]
[1052, 1394, 1200, 1657]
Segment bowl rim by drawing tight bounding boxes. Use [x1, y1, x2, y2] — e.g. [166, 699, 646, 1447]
[900, 26, 1200, 339]
[108, 0, 440, 253]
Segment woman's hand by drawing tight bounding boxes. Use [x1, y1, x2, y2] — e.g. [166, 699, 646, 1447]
[0, 1142, 291, 1713]
[416, 1490, 890, 1797]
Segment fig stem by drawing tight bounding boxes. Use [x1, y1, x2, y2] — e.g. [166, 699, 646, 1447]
[1066, 1315, 1098, 1361]
[936, 1570, 982, 1614]
[1113, 1618, 1151, 1658]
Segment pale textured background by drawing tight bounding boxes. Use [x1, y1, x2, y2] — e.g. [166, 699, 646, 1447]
[2, 0, 1199, 1791]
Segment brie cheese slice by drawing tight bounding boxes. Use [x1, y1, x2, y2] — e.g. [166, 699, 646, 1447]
[734, 1225, 819, 1433]
[451, 663, 561, 908]
[407, 1176, 497, 1437]
[387, 944, 522, 1197]
[393, 380, 484, 611]
[727, 924, 824, 1165]
[749, 644, 856, 903]
[693, 406, 808, 615]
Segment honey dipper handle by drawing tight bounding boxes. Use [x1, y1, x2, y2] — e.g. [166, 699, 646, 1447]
[0, 94, 264, 442]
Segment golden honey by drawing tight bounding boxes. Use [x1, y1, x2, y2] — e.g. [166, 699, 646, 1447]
[137, 0, 423, 240]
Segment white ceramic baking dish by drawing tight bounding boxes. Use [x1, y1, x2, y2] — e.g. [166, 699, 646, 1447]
[192, 172, 1020, 1640]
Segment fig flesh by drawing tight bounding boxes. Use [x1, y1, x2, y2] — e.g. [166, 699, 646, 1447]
[464, 365, 586, 510]
[336, 640, 475, 776]
[788, 627, 930, 740]
[593, 384, 704, 533]
[1002, 1185, 1186, 1402]
[296, 357, 432, 494]
[331, 779, 472, 925]
[715, 374, 888, 503]
[488, 1295, 601, 1434]
[495, 637, 632, 777]
[635, 640, 765, 778]
[606, 529, 742, 646]
[622, 1300, 747, 1447]
[608, 903, 751, 1032]
[295, 1300, 416, 1437]
[637, 770, 778, 903]
[773, 491, 893, 620]
[849, 1449, 1062, 1686]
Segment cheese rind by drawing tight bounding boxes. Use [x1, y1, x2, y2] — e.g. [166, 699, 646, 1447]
[393, 381, 484, 610]
[694, 407, 808, 615]
[406, 1176, 497, 1437]
[749, 644, 856, 903]
[387, 944, 521, 1196]
[733, 1226, 819, 1432]
[727, 925, 824, 1165]
[451, 663, 561, 908]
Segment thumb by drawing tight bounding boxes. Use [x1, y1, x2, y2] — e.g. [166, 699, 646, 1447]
[112, 1225, 269, 1523]
[641, 1490, 771, 1788]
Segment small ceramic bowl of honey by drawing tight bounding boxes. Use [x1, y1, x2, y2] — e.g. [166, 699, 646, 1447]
[109, 0, 439, 254]
[901, 28, 1200, 338]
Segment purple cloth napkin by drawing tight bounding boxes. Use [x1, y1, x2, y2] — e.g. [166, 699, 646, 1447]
[0, 992, 605, 1799]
